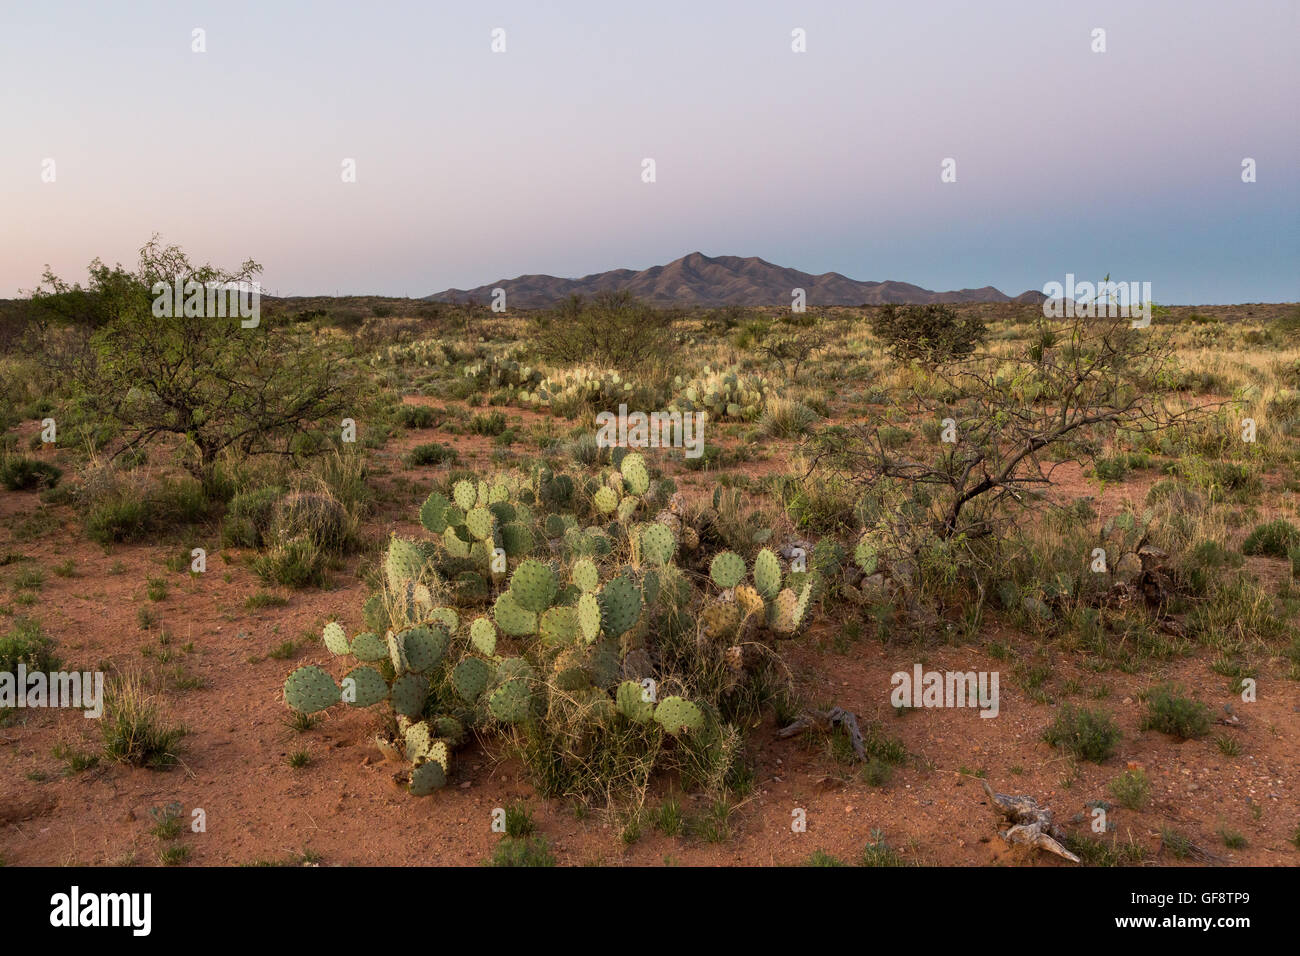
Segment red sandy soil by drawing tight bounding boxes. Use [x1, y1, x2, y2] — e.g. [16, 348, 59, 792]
[1, 407, 1296, 867]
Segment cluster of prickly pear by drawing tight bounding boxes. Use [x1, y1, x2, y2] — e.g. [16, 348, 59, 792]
[464, 351, 544, 393]
[671, 366, 772, 421]
[589, 452, 653, 524]
[703, 546, 815, 639]
[373, 338, 450, 368]
[523, 365, 635, 409]
[419, 476, 536, 591]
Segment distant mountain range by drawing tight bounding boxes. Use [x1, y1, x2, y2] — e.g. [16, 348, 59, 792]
[425, 252, 1047, 308]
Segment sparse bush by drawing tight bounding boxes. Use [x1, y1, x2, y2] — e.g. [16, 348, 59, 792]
[406, 442, 458, 467]
[1242, 519, 1300, 558]
[0, 617, 60, 673]
[868, 303, 986, 364]
[1043, 705, 1121, 763]
[0, 456, 62, 491]
[1141, 684, 1211, 740]
[101, 672, 185, 769]
[1109, 768, 1150, 809]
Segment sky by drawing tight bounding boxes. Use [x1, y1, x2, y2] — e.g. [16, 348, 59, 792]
[2, 0, 1297, 304]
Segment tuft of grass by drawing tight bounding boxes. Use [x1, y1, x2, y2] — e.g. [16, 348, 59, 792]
[1109, 769, 1150, 810]
[1218, 826, 1247, 850]
[0, 616, 60, 673]
[486, 835, 555, 867]
[1242, 519, 1300, 558]
[159, 844, 191, 866]
[803, 850, 847, 866]
[502, 801, 536, 838]
[1043, 705, 1121, 763]
[245, 590, 290, 610]
[1215, 733, 1242, 756]
[101, 673, 186, 769]
[861, 829, 909, 867]
[652, 797, 684, 837]
[288, 750, 311, 768]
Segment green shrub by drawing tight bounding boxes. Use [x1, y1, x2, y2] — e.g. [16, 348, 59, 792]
[222, 486, 284, 548]
[0, 457, 62, 491]
[0, 617, 60, 673]
[868, 304, 986, 364]
[486, 835, 555, 867]
[1242, 519, 1300, 558]
[1043, 705, 1121, 762]
[407, 442, 458, 467]
[1141, 684, 1211, 740]
[399, 404, 436, 429]
[1109, 768, 1150, 809]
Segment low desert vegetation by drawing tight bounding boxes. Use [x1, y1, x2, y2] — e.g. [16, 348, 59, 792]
[1, 244, 1297, 866]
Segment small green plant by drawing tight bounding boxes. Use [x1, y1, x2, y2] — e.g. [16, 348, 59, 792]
[1043, 705, 1121, 763]
[1218, 826, 1247, 850]
[148, 802, 184, 840]
[1141, 684, 1211, 740]
[288, 750, 311, 768]
[486, 835, 556, 867]
[1242, 519, 1300, 558]
[804, 850, 847, 866]
[1109, 768, 1150, 809]
[503, 802, 536, 838]
[861, 829, 909, 867]
[159, 844, 191, 866]
[1215, 734, 1242, 756]
[101, 673, 185, 769]
[0, 457, 62, 491]
[652, 797, 684, 837]
[0, 617, 60, 673]
[146, 576, 168, 601]
[406, 442, 458, 467]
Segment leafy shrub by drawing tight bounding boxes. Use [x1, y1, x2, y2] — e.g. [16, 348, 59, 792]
[399, 404, 436, 429]
[0, 617, 60, 673]
[0, 457, 62, 491]
[407, 442, 459, 467]
[868, 304, 987, 364]
[1109, 768, 1150, 809]
[530, 291, 678, 370]
[1141, 684, 1211, 740]
[222, 486, 284, 548]
[1043, 705, 1121, 762]
[1242, 519, 1300, 558]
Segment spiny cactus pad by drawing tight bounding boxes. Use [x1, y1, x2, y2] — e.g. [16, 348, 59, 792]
[404, 721, 432, 762]
[855, 537, 879, 575]
[639, 524, 676, 567]
[599, 575, 642, 638]
[577, 592, 602, 642]
[390, 673, 429, 718]
[409, 758, 447, 795]
[735, 584, 765, 619]
[620, 453, 650, 496]
[753, 548, 781, 599]
[616, 680, 655, 722]
[420, 492, 451, 533]
[322, 621, 350, 656]
[488, 679, 532, 723]
[653, 696, 704, 735]
[768, 588, 799, 634]
[350, 631, 386, 662]
[399, 626, 449, 673]
[452, 657, 493, 702]
[342, 666, 389, 708]
[571, 558, 599, 593]
[284, 666, 340, 713]
[452, 480, 477, 512]
[493, 590, 538, 636]
[540, 605, 579, 646]
[469, 617, 497, 656]
[509, 559, 558, 612]
[700, 601, 742, 641]
[385, 536, 424, 591]
[466, 506, 495, 542]
[593, 486, 618, 514]
[710, 551, 747, 589]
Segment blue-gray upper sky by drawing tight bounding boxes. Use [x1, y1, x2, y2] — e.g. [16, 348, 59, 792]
[3, 0, 1297, 303]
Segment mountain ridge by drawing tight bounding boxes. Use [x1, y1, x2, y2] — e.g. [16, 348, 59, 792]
[425, 252, 1047, 307]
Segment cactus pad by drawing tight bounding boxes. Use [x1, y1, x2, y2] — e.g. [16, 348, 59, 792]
[452, 479, 477, 512]
[599, 574, 642, 638]
[653, 696, 704, 735]
[390, 673, 428, 718]
[385, 536, 424, 591]
[577, 592, 602, 642]
[639, 524, 675, 566]
[710, 551, 746, 589]
[855, 537, 879, 576]
[753, 548, 781, 599]
[452, 657, 493, 702]
[350, 631, 386, 662]
[616, 680, 655, 723]
[540, 605, 579, 646]
[409, 758, 447, 795]
[469, 617, 497, 656]
[322, 621, 350, 656]
[493, 589, 538, 636]
[571, 558, 599, 593]
[488, 679, 532, 724]
[399, 626, 449, 673]
[419, 492, 451, 533]
[284, 666, 340, 713]
[341, 666, 388, 707]
[593, 486, 618, 514]
[620, 453, 650, 496]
